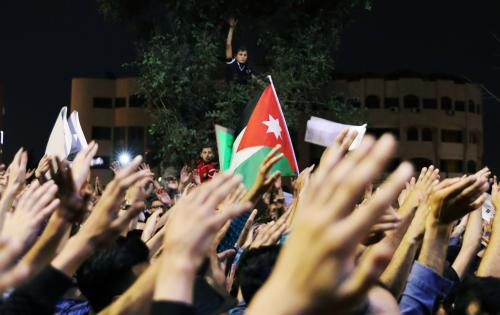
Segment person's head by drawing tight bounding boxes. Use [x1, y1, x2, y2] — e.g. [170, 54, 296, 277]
[235, 47, 248, 64]
[76, 236, 150, 312]
[162, 167, 178, 190]
[150, 198, 166, 215]
[237, 245, 281, 303]
[268, 193, 285, 221]
[200, 146, 214, 163]
[444, 276, 500, 315]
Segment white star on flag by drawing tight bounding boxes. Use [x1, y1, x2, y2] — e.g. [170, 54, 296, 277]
[262, 114, 282, 140]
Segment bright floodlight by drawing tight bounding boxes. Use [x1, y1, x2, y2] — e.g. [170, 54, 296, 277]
[118, 152, 131, 165]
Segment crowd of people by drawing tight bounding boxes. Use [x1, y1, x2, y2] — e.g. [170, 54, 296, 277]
[0, 128, 496, 315]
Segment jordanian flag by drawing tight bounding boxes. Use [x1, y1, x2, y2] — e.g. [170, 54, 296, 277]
[229, 78, 299, 188]
[218, 77, 299, 251]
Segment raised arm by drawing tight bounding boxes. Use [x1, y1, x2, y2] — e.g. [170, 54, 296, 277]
[477, 176, 500, 276]
[400, 175, 488, 314]
[452, 208, 482, 279]
[378, 166, 439, 297]
[226, 17, 237, 60]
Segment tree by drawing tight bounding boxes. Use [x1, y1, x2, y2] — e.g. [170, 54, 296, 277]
[97, 0, 369, 167]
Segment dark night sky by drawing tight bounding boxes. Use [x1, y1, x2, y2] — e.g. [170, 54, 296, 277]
[1, 1, 499, 171]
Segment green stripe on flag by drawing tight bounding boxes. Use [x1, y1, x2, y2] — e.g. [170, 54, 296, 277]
[215, 125, 235, 171]
[234, 147, 295, 189]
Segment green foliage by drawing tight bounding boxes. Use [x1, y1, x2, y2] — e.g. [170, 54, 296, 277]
[98, 0, 370, 167]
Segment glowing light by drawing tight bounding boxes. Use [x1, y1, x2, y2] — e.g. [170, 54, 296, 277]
[118, 152, 131, 165]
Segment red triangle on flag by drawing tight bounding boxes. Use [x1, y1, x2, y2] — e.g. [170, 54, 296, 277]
[237, 84, 299, 174]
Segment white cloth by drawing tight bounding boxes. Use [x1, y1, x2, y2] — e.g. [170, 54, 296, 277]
[305, 116, 367, 150]
[45, 107, 88, 160]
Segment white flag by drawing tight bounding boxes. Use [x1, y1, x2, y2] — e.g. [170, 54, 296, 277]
[305, 116, 367, 150]
[45, 107, 88, 160]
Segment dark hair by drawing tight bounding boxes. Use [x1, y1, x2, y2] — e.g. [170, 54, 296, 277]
[236, 245, 280, 303]
[76, 236, 149, 312]
[236, 46, 247, 53]
[450, 276, 500, 314]
[146, 195, 161, 209]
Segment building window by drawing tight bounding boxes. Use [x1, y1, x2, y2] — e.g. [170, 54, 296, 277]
[454, 101, 465, 112]
[468, 100, 475, 113]
[440, 159, 464, 173]
[113, 127, 126, 150]
[347, 98, 361, 108]
[440, 97, 452, 111]
[384, 97, 400, 110]
[115, 97, 126, 108]
[410, 158, 433, 170]
[476, 104, 481, 114]
[441, 129, 462, 143]
[93, 97, 113, 109]
[404, 95, 419, 110]
[92, 126, 112, 140]
[128, 126, 145, 153]
[422, 98, 437, 109]
[469, 131, 479, 144]
[467, 160, 477, 173]
[129, 95, 146, 107]
[367, 128, 400, 140]
[422, 128, 433, 141]
[407, 127, 419, 141]
[365, 95, 380, 108]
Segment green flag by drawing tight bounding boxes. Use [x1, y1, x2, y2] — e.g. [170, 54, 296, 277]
[215, 124, 235, 171]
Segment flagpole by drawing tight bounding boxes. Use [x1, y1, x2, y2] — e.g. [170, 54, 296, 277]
[266, 75, 300, 173]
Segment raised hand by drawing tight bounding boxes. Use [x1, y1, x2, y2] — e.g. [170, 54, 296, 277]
[228, 16, 238, 29]
[207, 220, 233, 292]
[320, 128, 358, 165]
[162, 173, 251, 272]
[154, 173, 252, 304]
[429, 175, 489, 224]
[93, 176, 103, 197]
[250, 212, 289, 249]
[50, 157, 89, 223]
[35, 154, 51, 179]
[362, 206, 401, 245]
[251, 145, 283, 195]
[235, 209, 258, 249]
[6, 148, 28, 194]
[109, 161, 121, 175]
[179, 166, 192, 185]
[25, 169, 35, 181]
[246, 134, 413, 314]
[125, 168, 154, 205]
[0, 164, 7, 195]
[78, 155, 151, 247]
[71, 141, 98, 191]
[2, 181, 60, 250]
[399, 165, 439, 211]
[217, 184, 246, 212]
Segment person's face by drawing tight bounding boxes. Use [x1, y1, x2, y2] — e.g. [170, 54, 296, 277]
[236, 50, 248, 64]
[150, 200, 165, 214]
[166, 176, 178, 190]
[269, 197, 285, 221]
[200, 148, 213, 163]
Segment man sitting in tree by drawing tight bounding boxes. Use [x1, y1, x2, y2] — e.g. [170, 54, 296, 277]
[225, 17, 252, 84]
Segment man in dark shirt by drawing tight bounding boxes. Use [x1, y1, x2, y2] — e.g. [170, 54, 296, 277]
[225, 17, 252, 84]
